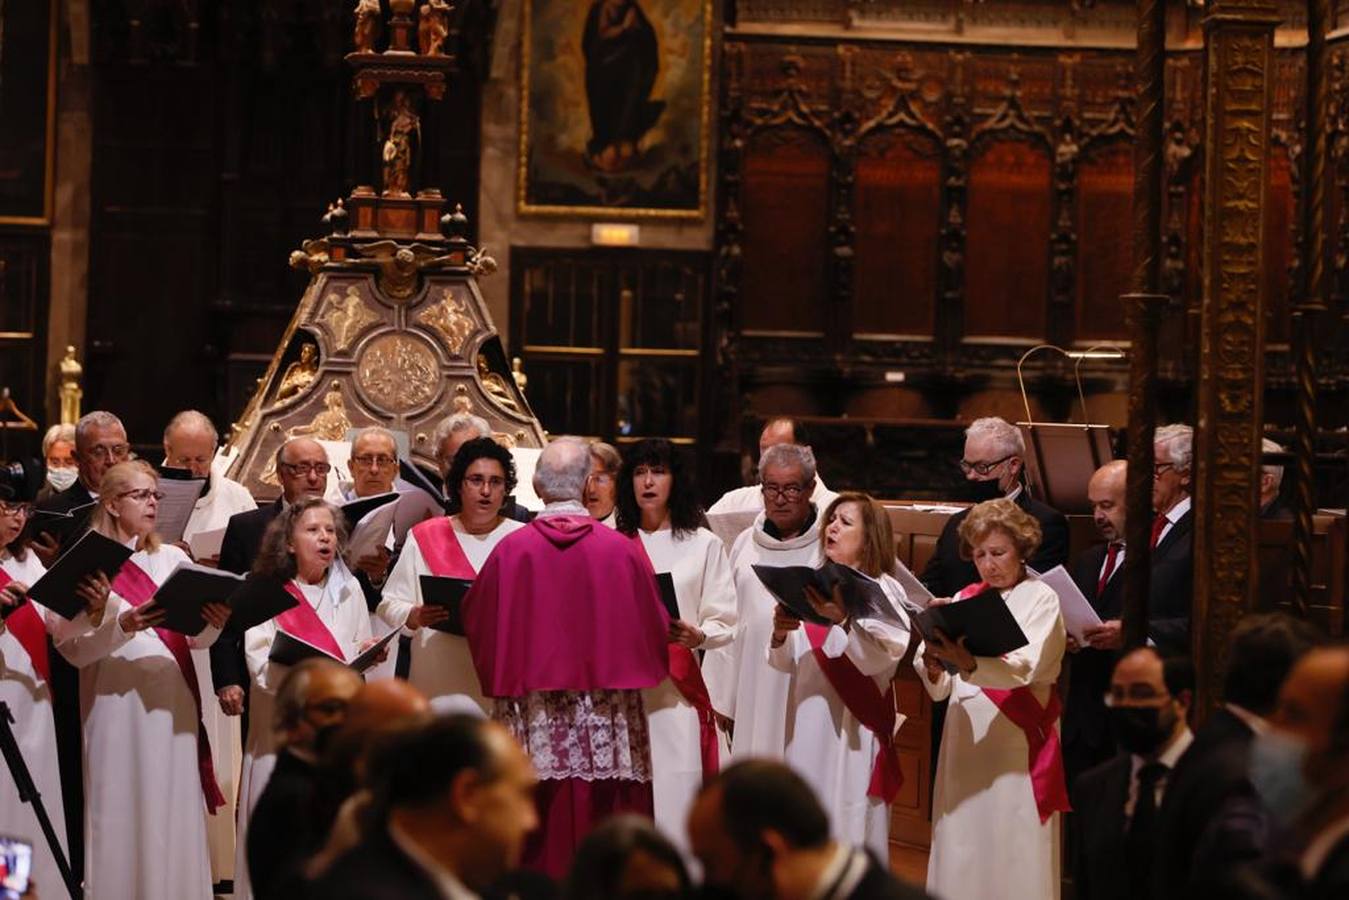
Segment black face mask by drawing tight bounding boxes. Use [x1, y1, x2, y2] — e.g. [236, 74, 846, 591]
[966, 478, 1005, 504]
[1109, 704, 1175, 756]
[313, 723, 342, 757]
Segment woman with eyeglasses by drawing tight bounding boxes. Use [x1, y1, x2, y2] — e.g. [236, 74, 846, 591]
[912, 498, 1069, 900]
[0, 481, 114, 898]
[584, 441, 621, 526]
[45, 460, 232, 900]
[377, 437, 525, 710]
[767, 492, 912, 860]
[236, 496, 376, 900]
[614, 439, 736, 851]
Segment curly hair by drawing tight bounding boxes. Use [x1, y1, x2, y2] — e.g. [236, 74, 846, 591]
[89, 460, 163, 553]
[252, 497, 348, 580]
[957, 497, 1041, 562]
[819, 492, 896, 578]
[444, 436, 517, 515]
[615, 438, 706, 538]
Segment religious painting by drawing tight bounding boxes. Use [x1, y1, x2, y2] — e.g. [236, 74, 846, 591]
[0, 0, 56, 224]
[518, 0, 712, 219]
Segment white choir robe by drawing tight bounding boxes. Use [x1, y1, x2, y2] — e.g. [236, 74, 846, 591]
[0, 552, 69, 899]
[706, 476, 837, 516]
[702, 512, 823, 759]
[636, 527, 737, 850]
[767, 572, 910, 859]
[234, 559, 372, 900]
[48, 543, 221, 900]
[375, 516, 524, 711]
[180, 472, 256, 882]
[913, 577, 1067, 900]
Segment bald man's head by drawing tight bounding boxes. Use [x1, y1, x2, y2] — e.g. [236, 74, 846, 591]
[1088, 459, 1128, 542]
[325, 678, 432, 782]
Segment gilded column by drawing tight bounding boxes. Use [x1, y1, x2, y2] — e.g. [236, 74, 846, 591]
[1192, 0, 1279, 713]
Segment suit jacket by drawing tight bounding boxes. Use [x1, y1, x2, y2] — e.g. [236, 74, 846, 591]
[1073, 754, 1134, 900]
[1064, 543, 1125, 786]
[212, 499, 283, 691]
[302, 828, 451, 900]
[1149, 508, 1193, 655]
[248, 749, 323, 900]
[842, 852, 934, 900]
[920, 490, 1070, 597]
[1261, 495, 1293, 521]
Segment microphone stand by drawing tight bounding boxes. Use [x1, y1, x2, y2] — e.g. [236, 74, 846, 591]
[0, 700, 80, 900]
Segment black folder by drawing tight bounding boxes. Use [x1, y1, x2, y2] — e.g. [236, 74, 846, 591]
[655, 572, 680, 620]
[147, 563, 245, 635]
[27, 529, 134, 620]
[915, 588, 1030, 659]
[268, 628, 397, 673]
[751, 562, 904, 627]
[419, 575, 474, 636]
[227, 575, 300, 633]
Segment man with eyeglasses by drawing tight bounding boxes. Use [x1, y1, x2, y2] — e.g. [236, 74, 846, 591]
[707, 418, 838, 515]
[919, 416, 1070, 599]
[1072, 648, 1194, 900]
[1147, 423, 1194, 656]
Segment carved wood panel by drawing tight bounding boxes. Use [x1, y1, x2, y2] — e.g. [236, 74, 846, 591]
[1076, 141, 1135, 340]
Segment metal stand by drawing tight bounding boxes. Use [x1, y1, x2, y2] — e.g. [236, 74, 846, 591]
[0, 700, 80, 900]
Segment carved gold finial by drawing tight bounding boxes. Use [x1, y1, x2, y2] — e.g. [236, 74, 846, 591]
[58, 345, 83, 425]
[511, 357, 528, 395]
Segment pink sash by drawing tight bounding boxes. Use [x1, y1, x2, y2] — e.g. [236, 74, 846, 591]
[0, 567, 50, 685]
[802, 622, 903, 804]
[412, 517, 477, 579]
[112, 560, 226, 813]
[953, 580, 1071, 823]
[277, 581, 346, 661]
[629, 535, 719, 778]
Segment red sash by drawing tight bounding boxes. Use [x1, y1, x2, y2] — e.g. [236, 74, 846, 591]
[278, 581, 347, 661]
[952, 580, 1071, 823]
[412, 516, 477, 579]
[630, 534, 720, 778]
[0, 567, 50, 685]
[111, 559, 226, 813]
[802, 622, 903, 804]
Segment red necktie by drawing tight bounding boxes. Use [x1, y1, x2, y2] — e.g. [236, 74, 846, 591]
[1097, 541, 1123, 597]
[1150, 514, 1169, 549]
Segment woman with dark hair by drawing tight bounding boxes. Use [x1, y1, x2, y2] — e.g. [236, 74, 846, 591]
[616, 439, 736, 850]
[564, 815, 691, 900]
[239, 496, 374, 897]
[377, 436, 525, 710]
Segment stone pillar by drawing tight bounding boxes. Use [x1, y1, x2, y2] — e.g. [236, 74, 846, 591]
[1191, 0, 1279, 714]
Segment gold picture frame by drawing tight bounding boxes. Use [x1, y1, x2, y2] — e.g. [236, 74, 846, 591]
[517, 0, 712, 220]
[0, 0, 58, 226]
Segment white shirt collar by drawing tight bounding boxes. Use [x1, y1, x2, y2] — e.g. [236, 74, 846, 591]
[1131, 725, 1194, 776]
[1222, 703, 1270, 736]
[810, 844, 869, 900]
[1005, 484, 1024, 503]
[1163, 495, 1192, 523]
[388, 821, 480, 900]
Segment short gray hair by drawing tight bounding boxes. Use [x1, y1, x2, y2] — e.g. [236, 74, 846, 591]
[534, 436, 592, 502]
[42, 423, 75, 456]
[1261, 437, 1284, 490]
[1155, 424, 1194, 472]
[432, 412, 491, 453]
[75, 411, 126, 449]
[758, 442, 817, 485]
[589, 441, 621, 475]
[964, 417, 1025, 459]
[163, 409, 218, 445]
[273, 657, 357, 742]
[351, 425, 397, 456]
[273, 437, 328, 470]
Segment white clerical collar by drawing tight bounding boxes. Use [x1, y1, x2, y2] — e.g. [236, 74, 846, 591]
[388, 821, 480, 900]
[811, 844, 868, 900]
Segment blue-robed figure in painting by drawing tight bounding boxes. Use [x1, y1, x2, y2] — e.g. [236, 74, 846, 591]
[582, 0, 666, 173]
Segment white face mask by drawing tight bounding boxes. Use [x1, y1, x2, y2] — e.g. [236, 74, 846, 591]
[46, 467, 79, 492]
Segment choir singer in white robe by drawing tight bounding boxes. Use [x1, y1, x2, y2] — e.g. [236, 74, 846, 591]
[914, 498, 1069, 900]
[705, 442, 824, 759]
[236, 498, 375, 900]
[376, 437, 524, 710]
[614, 438, 736, 850]
[768, 492, 911, 859]
[49, 460, 232, 900]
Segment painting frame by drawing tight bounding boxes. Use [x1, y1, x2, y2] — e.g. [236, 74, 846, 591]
[517, 0, 713, 220]
[0, 0, 58, 226]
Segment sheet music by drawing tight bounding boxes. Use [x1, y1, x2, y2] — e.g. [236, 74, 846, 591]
[892, 559, 934, 611]
[1036, 564, 1103, 643]
[154, 476, 207, 543]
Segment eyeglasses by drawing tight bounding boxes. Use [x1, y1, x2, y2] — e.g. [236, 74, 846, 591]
[117, 489, 165, 503]
[86, 443, 130, 462]
[1153, 462, 1176, 479]
[280, 462, 332, 477]
[958, 455, 1013, 476]
[464, 474, 506, 491]
[1103, 686, 1170, 707]
[352, 454, 397, 470]
[761, 483, 805, 501]
[169, 455, 213, 469]
[586, 473, 614, 486]
[0, 501, 33, 519]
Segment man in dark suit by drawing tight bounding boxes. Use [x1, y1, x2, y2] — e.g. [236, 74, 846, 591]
[304, 713, 542, 900]
[920, 416, 1069, 597]
[1147, 424, 1194, 655]
[688, 760, 932, 900]
[248, 659, 362, 900]
[212, 438, 331, 716]
[1152, 613, 1323, 900]
[1073, 648, 1194, 900]
[31, 409, 130, 877]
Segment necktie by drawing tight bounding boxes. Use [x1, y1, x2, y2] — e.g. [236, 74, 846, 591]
[1127, 761, 1168, 897]
[1149, 514, 1169, 549]
[1097, 541, 1123, 597]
